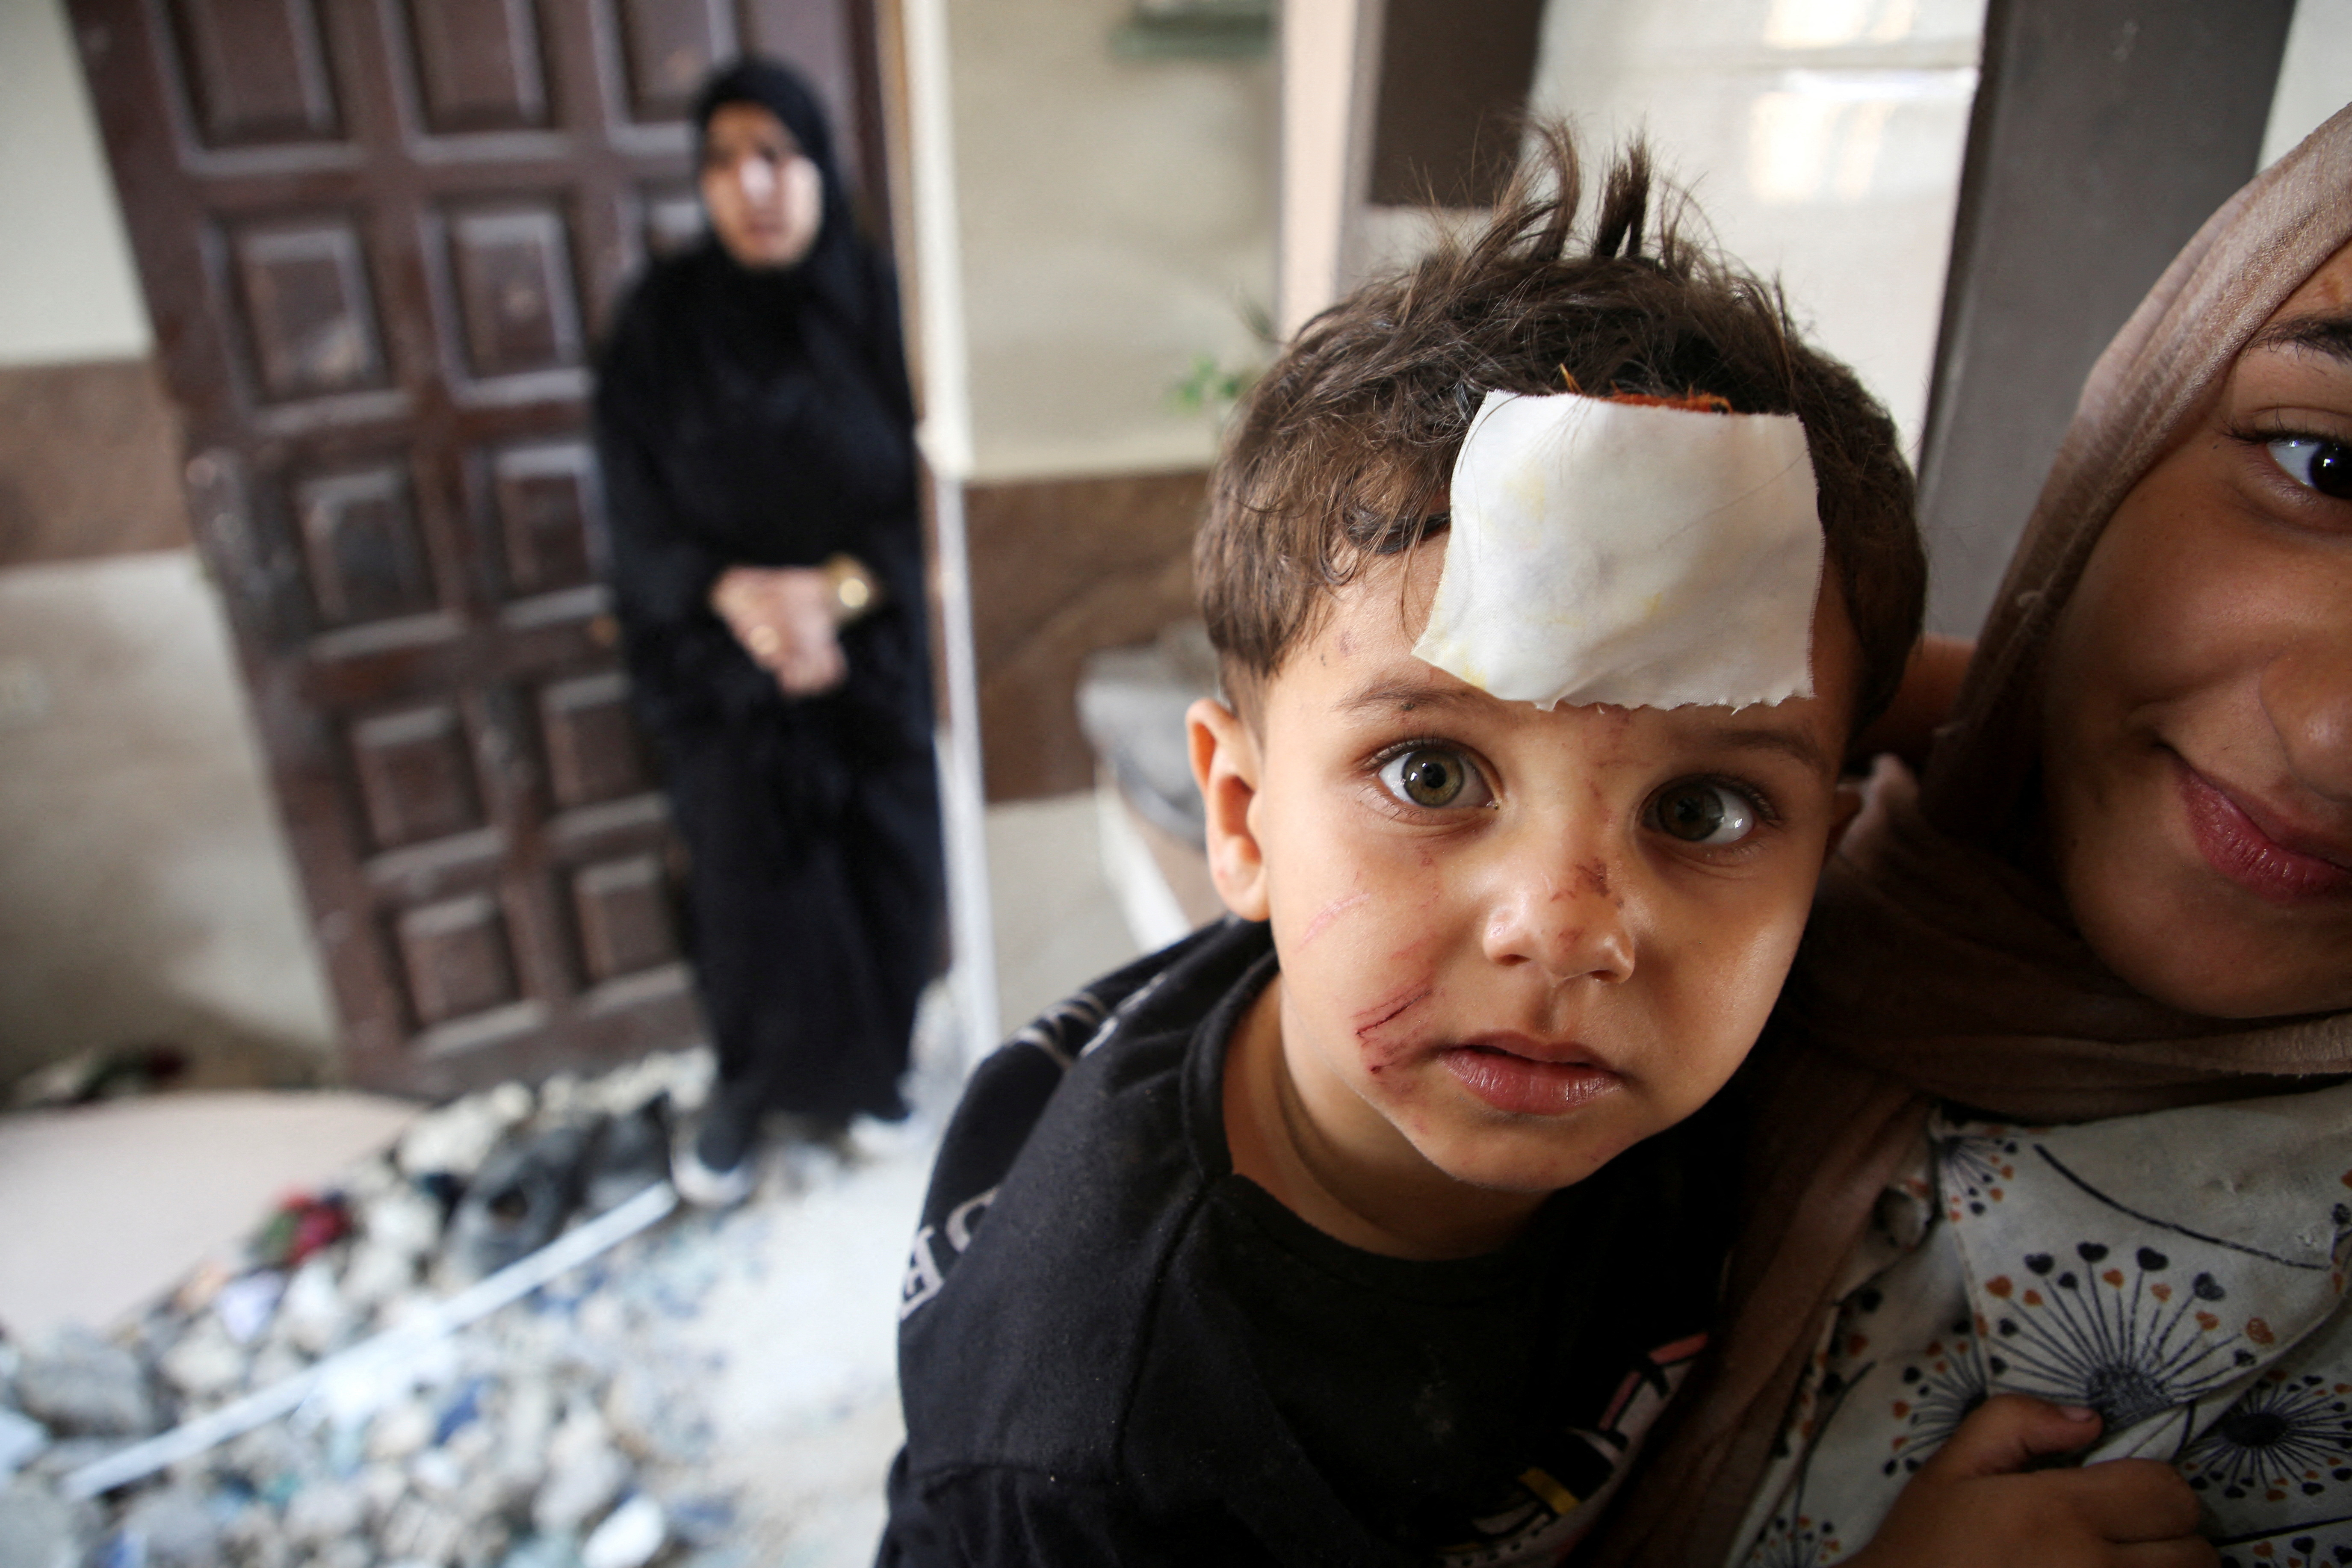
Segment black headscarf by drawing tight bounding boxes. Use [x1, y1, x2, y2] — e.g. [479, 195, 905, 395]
[593, 54, 923, 737]
[690, 56, 874, 340]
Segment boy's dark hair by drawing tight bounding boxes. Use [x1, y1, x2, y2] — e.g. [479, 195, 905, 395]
[1197, 126, 1925, 729]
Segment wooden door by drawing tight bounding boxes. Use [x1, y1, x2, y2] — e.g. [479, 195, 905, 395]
[70, 0, 891, 1097]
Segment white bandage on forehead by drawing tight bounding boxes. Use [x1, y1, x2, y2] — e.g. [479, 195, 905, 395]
[1410, 390, 1825, 711]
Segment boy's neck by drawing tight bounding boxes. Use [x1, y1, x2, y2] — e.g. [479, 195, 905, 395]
[1221, 977, 1548, 1261]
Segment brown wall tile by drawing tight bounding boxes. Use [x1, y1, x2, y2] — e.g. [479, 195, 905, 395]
[966, 468, 1207, 801]
[0, 357, 190, 569]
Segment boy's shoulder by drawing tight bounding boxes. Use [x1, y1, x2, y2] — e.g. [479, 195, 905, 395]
[895, 919, 1274, 1467]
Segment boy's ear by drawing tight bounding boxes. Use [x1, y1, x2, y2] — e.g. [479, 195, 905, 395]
[1187, 697, 1271, 922]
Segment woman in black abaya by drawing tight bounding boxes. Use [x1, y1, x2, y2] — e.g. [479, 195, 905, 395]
[594, 57, 943, 1205]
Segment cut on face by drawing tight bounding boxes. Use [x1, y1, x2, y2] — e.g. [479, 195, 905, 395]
[1193, 542, 1862, 1259]
[2040, 239, 2352, 1018]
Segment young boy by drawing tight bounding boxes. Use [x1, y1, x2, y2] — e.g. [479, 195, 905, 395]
[879, 134, 1923, 1566]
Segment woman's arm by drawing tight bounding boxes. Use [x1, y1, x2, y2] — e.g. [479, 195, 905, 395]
[593, 403, 728, 636]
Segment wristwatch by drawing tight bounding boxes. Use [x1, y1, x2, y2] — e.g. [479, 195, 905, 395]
[822, 553, 880, 622]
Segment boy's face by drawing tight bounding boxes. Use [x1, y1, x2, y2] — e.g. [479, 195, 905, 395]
[1193, 543, 1862, 1201]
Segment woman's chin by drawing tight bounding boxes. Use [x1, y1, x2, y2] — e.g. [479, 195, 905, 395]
[2069, 851, 2352, 1020]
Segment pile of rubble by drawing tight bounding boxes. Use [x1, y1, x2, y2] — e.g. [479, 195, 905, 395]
[0, 1049, 769, 1568]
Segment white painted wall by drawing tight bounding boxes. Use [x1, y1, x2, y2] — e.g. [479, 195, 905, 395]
[0, 0, 150, 367]
[948, 0, 1276, 481]
[0, 555, 336, 1081]
[1528, 0, 1987, 458]
[0, 3, 331, 1078]
[2264, 0, 2352, 167]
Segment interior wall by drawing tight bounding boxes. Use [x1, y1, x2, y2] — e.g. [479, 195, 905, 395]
[2263, 0, 2352, 165]
[1529, 0, 1987, 460]
[949, 0, 1277, 481]
[966, 470, 1206, 800]
[0, 0, 149, 367]
[0, 0, 335, 1085]
[0, 555, 337, 1086]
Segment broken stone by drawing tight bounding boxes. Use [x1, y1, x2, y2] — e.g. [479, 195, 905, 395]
[222, 1504, 294, 1568]
[580, 1494, 664, 1568]
[15, 1329, 157, 1438]
[498, 1535, 585, 1568]
[599, 1367, 701, 1467]
[0, 1479, 88, 1568]
[116, 1482, 223, 1568]
[379, 1491, 465, 1566]
[362, 1186, 446, 1262]
[532, 1407, 628, 1537]
[159, 1318, 248, 1403]
[396, 1085, 533, 1182]
[366, 1400, 435, 1464]
[407, 1447, 464, 1500]
[534, 1074, 585, 1123]
[0, 1408, 49, 1477]
[338, 1240, 417, 1312]
[219, 1423, 308, 1494]
[279, 1479, 366, 1547]
[274, 1258, 349, 1358]
[493, 1381, 553, 1496]
[309, 1539, 373, 1568]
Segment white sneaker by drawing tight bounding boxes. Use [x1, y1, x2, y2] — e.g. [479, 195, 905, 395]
[671, 1135, 756, 1208]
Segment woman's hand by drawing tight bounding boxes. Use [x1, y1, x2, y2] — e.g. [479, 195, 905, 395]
[1844, 1394, 2214, 1568]
[710, 565, 847, 696]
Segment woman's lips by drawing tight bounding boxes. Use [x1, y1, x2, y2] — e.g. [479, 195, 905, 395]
[1437, 1041, 1620, 1116]
[2176, 759, 2352, 903]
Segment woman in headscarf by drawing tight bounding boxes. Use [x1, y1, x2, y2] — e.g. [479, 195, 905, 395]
[1590, 103, 2352, 1567]
[594, 57, 943, 1205]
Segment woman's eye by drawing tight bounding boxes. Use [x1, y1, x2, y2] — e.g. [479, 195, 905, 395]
[1377, 747, 1483, 810]
[1650, 780, 1758, 846]
[2267, 437, 2352, 500]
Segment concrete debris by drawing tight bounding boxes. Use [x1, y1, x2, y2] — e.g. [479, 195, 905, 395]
[581, 1494, 666, 1568]
[394, 1084, 533, 1183]
[0, 1479, 89, 1568]
[15, 1328, 157, 1437]
[12, 1047, 772, 1566]
[0, 1406, 50, 1476]
[113, 1481, 224, 1567]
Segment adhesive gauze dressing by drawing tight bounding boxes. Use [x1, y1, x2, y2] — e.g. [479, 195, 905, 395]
[1412, 390, 1824, 710]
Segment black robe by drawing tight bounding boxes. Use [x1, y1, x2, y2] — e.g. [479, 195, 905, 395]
[592, 146, 942, 1124]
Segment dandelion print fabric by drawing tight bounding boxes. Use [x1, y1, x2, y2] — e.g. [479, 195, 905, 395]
[1737, 1084, 2352, 1568]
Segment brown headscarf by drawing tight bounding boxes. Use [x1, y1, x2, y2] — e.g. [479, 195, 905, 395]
[1589, 102, 2352, 1567]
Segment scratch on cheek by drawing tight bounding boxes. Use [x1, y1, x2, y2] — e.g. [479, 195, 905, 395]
[1353, 980, 1434, 1070]
[1298, 890, 1370, 948]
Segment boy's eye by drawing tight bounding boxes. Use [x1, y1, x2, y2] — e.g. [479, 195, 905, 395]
[2268, 437, 2352, 500]
[1378, 747, 1483, 809]
[1650, 779, 1758, 845]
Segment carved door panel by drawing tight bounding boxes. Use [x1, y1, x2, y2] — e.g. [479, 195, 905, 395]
[71, 0, 891, 1096]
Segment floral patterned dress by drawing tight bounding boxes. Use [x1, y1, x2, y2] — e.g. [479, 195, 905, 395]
[1736, 1083, 2352, 1568]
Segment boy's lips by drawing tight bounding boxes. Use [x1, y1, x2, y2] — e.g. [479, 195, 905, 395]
[1437, 1036, 1621, 1116]
[2175, 756, 2352, 903]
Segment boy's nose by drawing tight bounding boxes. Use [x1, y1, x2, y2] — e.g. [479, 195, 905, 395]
[1481, 860, 1635, 984]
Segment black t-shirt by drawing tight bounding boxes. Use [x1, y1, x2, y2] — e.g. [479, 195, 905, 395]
[882, 918, 1737, 1568]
